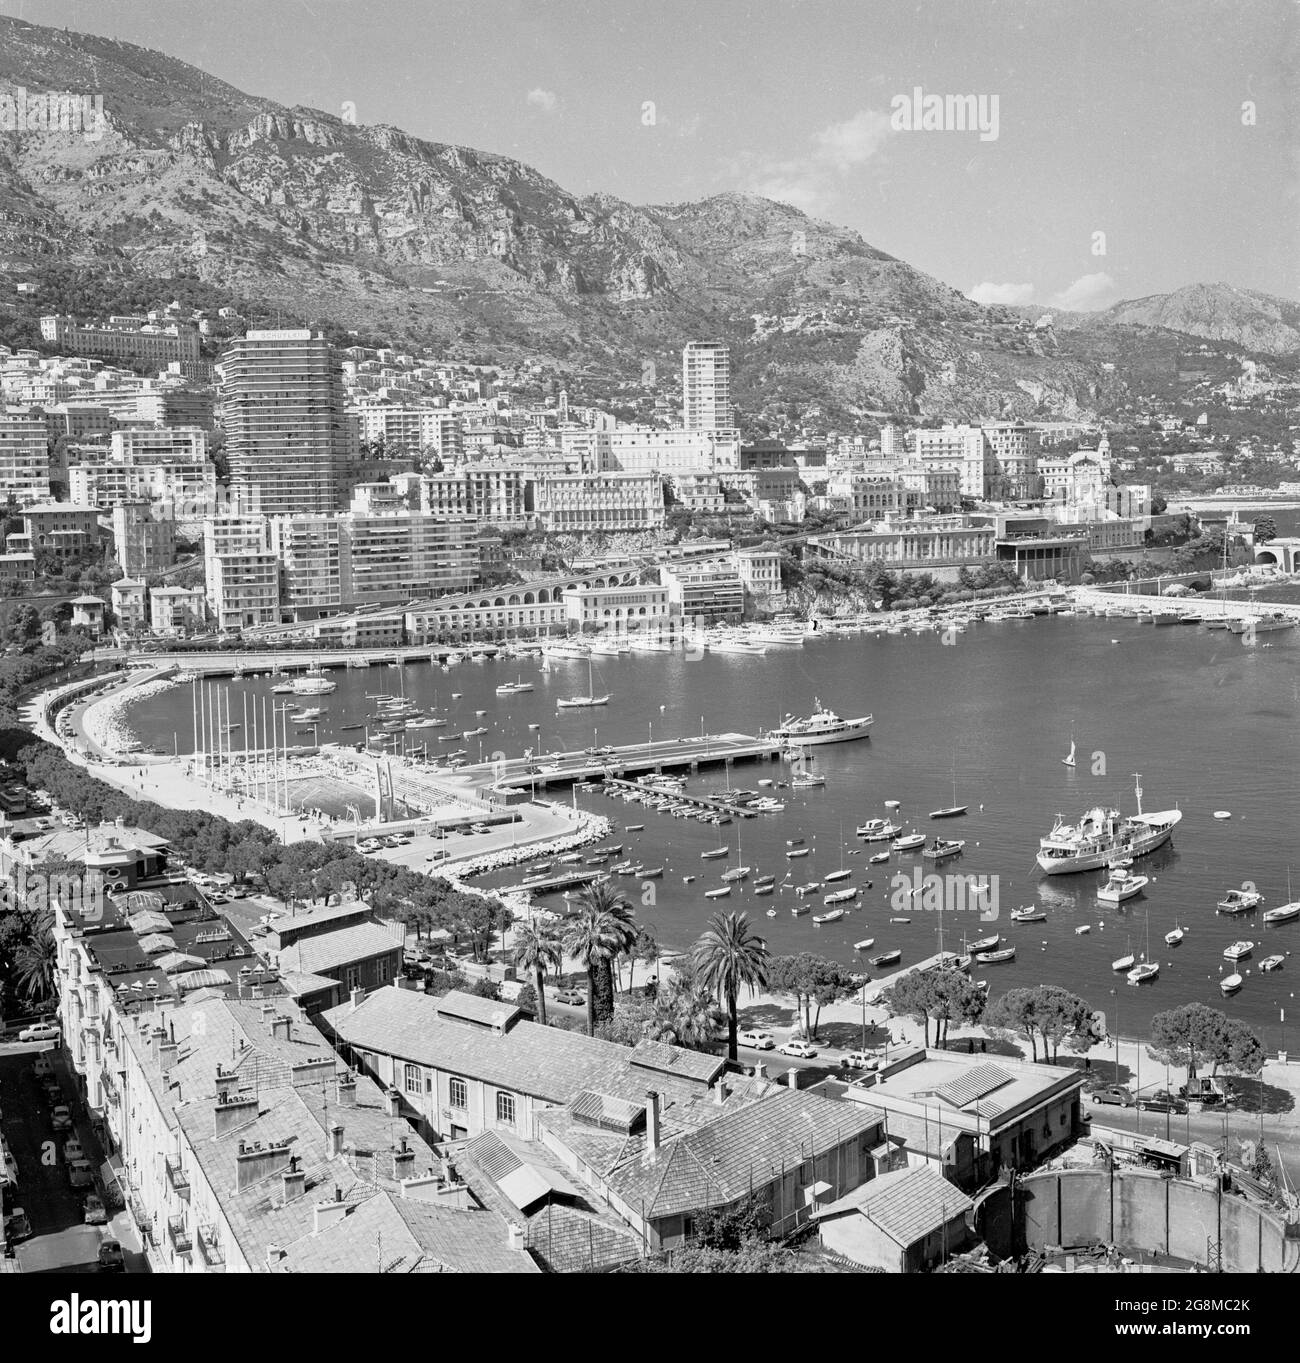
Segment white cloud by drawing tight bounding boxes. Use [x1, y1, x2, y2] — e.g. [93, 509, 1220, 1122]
[526, 88, 557, 113]
[733, 108, 892, 214]
[811, 109, 892, 173]
[1049, 272, 1117, 311]
[967, 281, 1036, 306]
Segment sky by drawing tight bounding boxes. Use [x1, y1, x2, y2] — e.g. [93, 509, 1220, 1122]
[1, 0, 1297, 307]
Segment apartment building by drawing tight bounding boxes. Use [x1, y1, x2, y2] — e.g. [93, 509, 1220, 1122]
[22, 502, 101, 558]
[0, 411, 51, 503]
[149, 584, 207, 634]
[420, 465, 528, 522]
[561, 583, 671, 629]
[911, 425, 991, 499]
[220, 330, 353, 515]
[203, 515, 279, 630]
[404, 568, 637, 642]
[41, 314, 201, 365]
[659, 561, 745, 623]
[682, 341, 733, 430]
[111, 501, 176, 577]
[352, 405, 463, 459]
[735, 547, 783, 599]
[826, 471, 925, 521]
[267, 512, 479, 618]
[530, 471, 665, 533]
[111, 578, 148, 632]
[983, 422, 1042, 499]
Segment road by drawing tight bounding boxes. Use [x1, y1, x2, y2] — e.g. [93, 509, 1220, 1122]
[0, 1044, 146, 1273]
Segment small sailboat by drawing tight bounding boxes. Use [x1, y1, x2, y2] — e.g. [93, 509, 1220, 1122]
[1164, 923, 1185, 945]
[854, 938, 876, 951]
[975, 946, 1016, 964]
[705, 886, 732, 899]
[1062, 739, 1077, 768]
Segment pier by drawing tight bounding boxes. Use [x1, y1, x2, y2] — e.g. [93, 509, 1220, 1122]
[496, 869, 603, 896]
[461, 731, 785, 795]
[601, 776, 761, 818]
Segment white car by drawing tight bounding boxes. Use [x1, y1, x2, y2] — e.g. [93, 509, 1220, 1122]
[18, 1023, 61, 1044]
[843, 1051, 879, 1071]
[737, 1029, 775, 1050]
[778, 1039, 818, 1059]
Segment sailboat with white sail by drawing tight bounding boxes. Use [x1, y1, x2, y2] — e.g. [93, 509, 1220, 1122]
[1127, 909, 1159, 984]
[557, 657, 610, 709]
[1062, 739, 1077, 768]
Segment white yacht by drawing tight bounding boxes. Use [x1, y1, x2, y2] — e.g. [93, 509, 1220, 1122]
[769, 700, 873, 746]
[857, 818, 902, 841]
[1036, 775, 1181, 875]
[292, 665, 336, 696]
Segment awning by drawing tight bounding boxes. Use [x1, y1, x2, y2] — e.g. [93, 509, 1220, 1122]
[170, 968, 231, 993]
[127, 911, 172, 935]
[155, 952, 206, 974]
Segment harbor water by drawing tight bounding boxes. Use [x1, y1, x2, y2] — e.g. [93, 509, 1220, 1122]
[120, 608, 1300, 1047]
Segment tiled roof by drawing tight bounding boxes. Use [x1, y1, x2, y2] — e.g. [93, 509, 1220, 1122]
[810, 1164, 973, 1247]
[270, 1191, 539, 1273]
[462, 1130, 583, 1212]
[20, 824, 170, 863]
[279, 971, 342, 1000]
[276, 921, 402, 976]
[324, 987, 713, 1107]
[598, 1089, 884, 1221]
[434, 990, 522, 1030]
[631, 1039, 726, 1086]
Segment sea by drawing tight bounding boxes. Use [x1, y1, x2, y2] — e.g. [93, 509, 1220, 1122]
[120, 585, 1300, 1049]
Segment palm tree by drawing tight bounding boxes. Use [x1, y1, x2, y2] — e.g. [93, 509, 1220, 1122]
[692, 911, 771, 1063]
[564, 882, 636, 1035]
[653, 971, 725, 1051]
[512, 922, 561, 1026]
[14, 914, 58, 1006]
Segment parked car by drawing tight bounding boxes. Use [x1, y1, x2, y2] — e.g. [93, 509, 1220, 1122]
[2, 1147, 17, 1187]
[1139, 1090, 1189, 1115]
[4, 1207, 32, 1241]
[553, 989, 586, 1007]
[18, 1022, 60, 1044]
[737, 1029, 775, 1050]
[69, 1158, 95, 1189]
[51, 1105, 73, 1131]
[40, 1075, 62, 1101]
[33, 1054, 55, 1078]
[82, 1193, 107, 1225]
[63, 1137, 85, 1164]
[96, 1238, 126, 1272]
[778, 1039, 818, 1059]
[1090, 1085, 1134, 1108]
[843, 1051, 879, 1071]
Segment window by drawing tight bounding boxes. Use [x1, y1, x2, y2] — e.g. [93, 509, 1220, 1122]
[404, 1063, 421, 1095]
[496, 1091, 516, 1125]
[449, 1077, 468, 1110]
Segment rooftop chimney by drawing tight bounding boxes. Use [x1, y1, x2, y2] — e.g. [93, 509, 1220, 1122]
[327, 1121, 345, 1159]
[786, 1066, 799, 1091]
[312, 1189, 350, 1234]
[335, 1072, 357, 1107]
[753, 1062, 767, 1081]
[271, 1016, 292, 1042]
[214, 1092, 259, 1138]
[349, 987, 365, 1012]
[281, 1161, 307, 1204]
[645, 1090, 661, 1152]
[392, 1139, 415, 1179]
[384, 1088, 401, 1118]
[506, 1223, 526, 1252]
[158, 1039, 179, 1074]
[714, 1078, 727, 1106]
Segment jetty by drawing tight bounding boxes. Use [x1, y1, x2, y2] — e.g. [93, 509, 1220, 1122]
[602, 776, 762, 818]
[861, 951, 969, 1004]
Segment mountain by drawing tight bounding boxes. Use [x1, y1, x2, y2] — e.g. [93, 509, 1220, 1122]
[0, 15, 1287, 428]
[1099, 284, 1300, 356]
